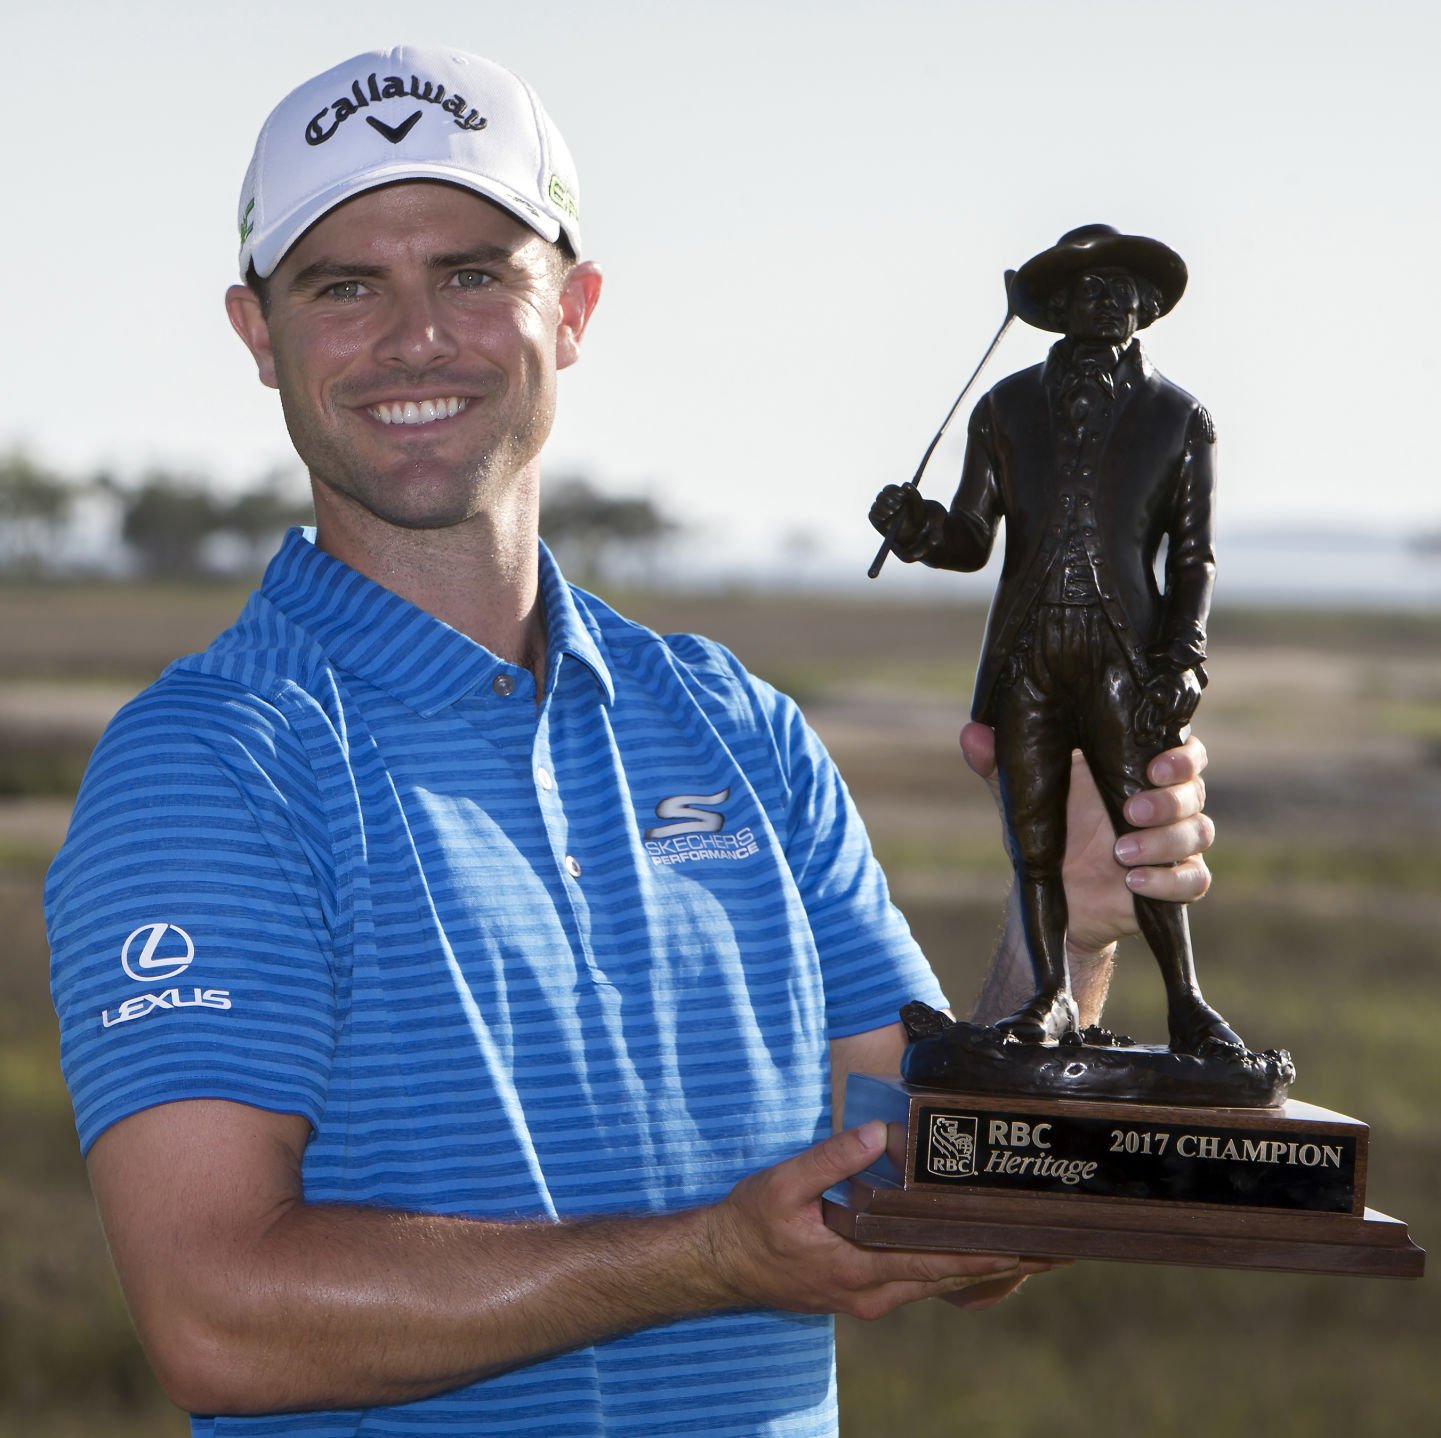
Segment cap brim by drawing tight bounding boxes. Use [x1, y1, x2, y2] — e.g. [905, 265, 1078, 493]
[247, 163, 564, 278]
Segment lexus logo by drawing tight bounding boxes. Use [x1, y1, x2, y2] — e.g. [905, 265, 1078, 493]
[121, 923, 196, 983]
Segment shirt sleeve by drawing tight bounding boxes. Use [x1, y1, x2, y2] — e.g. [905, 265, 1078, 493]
[46, 675, 340, 1155]
[706, 651, 949, 1038]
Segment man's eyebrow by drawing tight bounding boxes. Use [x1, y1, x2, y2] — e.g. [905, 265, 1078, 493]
[429, 245, 527, 271]
[286, 260, 382, 295]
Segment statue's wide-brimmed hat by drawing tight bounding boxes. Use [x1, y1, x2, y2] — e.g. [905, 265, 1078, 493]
[1009, 224, 1188, 332]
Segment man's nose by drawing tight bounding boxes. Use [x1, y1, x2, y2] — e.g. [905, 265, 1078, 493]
[377, 286, 459, 370]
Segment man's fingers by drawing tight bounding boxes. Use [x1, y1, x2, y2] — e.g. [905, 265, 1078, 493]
[1147, 733, 1208, 786]
[1126, 854, 1213, 900]
[959, 721, 998, 780]
[937, 1258, 1064, 1311]
[837, 1252, 1026, 1320]
[1116, 807, 1214, 864]
[770, 1122, 888, 1205]
[1122, 777, 1212, 829]
[868, 1256, 1061, 1319]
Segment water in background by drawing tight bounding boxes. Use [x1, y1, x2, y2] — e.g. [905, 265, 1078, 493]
[662, 526, 1441, 610]
[1214, 529, 1440, 609]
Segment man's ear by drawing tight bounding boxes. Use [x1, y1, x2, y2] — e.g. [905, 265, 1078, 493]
[555, 261, 603, 371]
[225, 284, 280, 390]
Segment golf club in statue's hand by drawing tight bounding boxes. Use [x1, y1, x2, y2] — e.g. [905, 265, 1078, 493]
[867, 270, 1016, 579]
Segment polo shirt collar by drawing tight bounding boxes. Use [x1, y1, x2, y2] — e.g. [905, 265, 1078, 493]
[260, 528, 615, 716]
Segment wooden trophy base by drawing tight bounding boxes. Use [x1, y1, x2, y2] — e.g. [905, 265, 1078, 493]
[821, 1076, 1424, 1279]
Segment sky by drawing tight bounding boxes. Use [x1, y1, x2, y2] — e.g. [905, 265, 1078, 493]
[5, 0, 1438, 590]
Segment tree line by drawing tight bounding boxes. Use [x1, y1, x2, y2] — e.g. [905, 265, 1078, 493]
[0, 451, 675, 583]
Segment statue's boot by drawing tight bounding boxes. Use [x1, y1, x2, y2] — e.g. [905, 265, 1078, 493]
[995, 987, 1080, 1044]
[1167, 992, 1244, 1054]
[1134, 894, 1245, 1053]
[995, 875, 1079, 1042]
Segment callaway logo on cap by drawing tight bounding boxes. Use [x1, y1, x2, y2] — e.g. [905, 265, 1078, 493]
[237, 44, 582, 279]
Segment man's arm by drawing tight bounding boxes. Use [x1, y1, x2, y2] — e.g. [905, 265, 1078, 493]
[828, 726, 1212, 1099]
[87, 1099, 1034, 1416]
[963, 724, 1214, 1024]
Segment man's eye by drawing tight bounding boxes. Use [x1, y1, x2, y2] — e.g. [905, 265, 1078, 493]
[453, 269, 494, 288]
[323, 280, 366, 301]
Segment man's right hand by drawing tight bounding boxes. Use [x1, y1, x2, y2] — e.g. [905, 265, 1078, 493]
[702, 1121, 1055, 1320]
[868, 485, 944, 564]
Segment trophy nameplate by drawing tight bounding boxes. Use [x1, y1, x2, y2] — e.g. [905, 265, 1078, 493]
[822, 1075, 1424, 1278]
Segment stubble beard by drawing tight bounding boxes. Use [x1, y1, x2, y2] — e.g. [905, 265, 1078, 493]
[282, 377, 553, 535]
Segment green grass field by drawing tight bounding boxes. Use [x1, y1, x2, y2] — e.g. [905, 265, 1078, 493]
[1, 580, 1436, 1435]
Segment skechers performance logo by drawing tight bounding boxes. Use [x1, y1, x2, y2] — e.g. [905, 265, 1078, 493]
[643, 789, 759, 867]
[305, 71, 488, 145]
[102, 922, 231, 1028]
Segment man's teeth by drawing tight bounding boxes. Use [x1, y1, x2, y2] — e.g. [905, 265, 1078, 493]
[369, 398, 468, 425]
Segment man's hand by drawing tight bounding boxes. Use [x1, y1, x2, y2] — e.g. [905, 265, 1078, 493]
[89, 1100, 1054, 1414]
[704, 1121, 1058, 1321]
[960, 721, 1214, 957]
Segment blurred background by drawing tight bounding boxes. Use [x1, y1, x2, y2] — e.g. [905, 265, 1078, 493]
[3, 1, 1437, 1433]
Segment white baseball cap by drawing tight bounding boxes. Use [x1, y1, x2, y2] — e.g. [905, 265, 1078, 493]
[237, 45, 582, 279]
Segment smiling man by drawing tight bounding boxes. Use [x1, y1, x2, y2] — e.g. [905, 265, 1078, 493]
[47, 52, 1217, 1438]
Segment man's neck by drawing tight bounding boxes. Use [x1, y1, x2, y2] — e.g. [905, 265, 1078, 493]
[312, 487, 547, 682]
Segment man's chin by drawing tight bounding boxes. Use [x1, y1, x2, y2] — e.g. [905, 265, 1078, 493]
[312, 481, 489, 536]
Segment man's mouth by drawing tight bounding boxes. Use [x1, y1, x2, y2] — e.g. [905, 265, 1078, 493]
[367, 398, 470, 426]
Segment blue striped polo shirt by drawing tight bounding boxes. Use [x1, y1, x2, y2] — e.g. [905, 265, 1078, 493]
[47, 529, 945, 1437]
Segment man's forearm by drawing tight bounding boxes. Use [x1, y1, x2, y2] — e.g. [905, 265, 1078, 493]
[971, 883, 1114, 1026]
[98, 1102, 1028, 1418]
[136, 1197, 731, 1415]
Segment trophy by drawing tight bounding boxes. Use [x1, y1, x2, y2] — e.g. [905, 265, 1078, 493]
[826, 226, 1424, 1279]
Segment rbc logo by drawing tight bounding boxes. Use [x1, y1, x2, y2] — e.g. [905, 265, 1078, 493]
[121, 923, 196, 983]
[927, 1114, 979, 1177]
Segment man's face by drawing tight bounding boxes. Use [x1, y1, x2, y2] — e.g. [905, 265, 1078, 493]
[226, 182, 599, 538]
[1063, 269, 1141, 345]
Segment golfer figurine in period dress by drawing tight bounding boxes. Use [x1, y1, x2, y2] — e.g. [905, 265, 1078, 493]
[870, 224, 1242, 1055]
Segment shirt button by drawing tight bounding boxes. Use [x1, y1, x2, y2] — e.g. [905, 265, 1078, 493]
[492, 674, 515, 697]
[564, 855, 582, 878]
[1081, 465, 1093, 477]
[537, 766, 554, 791]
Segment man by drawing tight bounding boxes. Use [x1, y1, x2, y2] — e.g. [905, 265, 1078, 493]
[870, 224, 1236, 1054]
[47, 58, 1214, 1436]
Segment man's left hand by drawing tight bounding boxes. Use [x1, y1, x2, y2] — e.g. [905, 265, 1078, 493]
[959, 723, 1214, 956]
